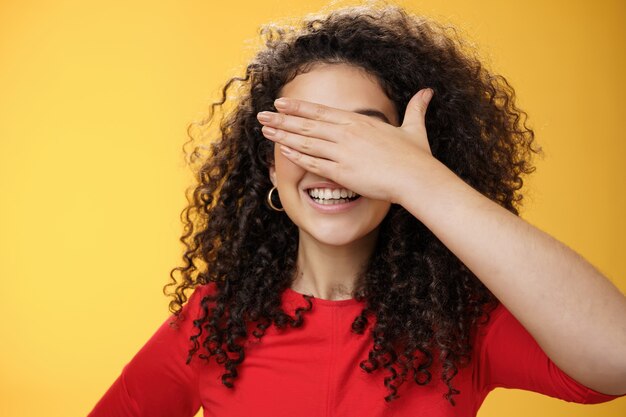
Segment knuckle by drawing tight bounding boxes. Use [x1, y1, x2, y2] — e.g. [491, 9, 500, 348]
[300, 119, 315, 134]
[412, 102, 426, 113]
[277, 113, 286, 126]
[306, 157, 319, 171]
[301, 136, 312, 150]
[344, 125, 359, 140]
[359, 118, 376, 129]
[367, 118, 378, 128]
[313, 103, 326, 120]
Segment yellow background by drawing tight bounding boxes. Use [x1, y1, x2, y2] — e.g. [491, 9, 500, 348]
[1, 0, 624, 416]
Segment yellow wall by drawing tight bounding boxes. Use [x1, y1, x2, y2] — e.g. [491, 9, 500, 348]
[0, 0, 624, 416]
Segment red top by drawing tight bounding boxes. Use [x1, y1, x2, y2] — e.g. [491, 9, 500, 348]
[89, 282, 624, 416]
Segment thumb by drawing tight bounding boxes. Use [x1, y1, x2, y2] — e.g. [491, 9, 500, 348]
[401, 88, 434, 135]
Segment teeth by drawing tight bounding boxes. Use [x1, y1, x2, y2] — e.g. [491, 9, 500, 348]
[307, 187, 359, 200]
[312, 198, 353, 205]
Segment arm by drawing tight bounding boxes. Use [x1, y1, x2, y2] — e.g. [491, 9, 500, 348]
[253, 92, 626, 394]
[475, 301, 624, 403]
[397, 157, 626, 396]
[88, 286, 209, 416]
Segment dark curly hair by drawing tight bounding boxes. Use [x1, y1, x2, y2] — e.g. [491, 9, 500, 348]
[163, 0, 542, 406]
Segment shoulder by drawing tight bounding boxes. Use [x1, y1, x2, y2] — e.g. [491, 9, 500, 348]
[191, 281, 220, 300]
[483, 301, 509, 327]
[169, 281, 221, 327]
[186, 281, 220, 313]
[472, 300, 507, 340]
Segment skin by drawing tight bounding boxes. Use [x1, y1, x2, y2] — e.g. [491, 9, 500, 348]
[259, 62, 626, 395]
[267, 63, 399, 300]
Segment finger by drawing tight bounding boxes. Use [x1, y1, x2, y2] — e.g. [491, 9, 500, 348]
[261, 125, 337, 160]
[278, 145, 339, 177]
[273, 97, 355, 125]
[401, 88, 434, 135]
[257, 110, 340, 143]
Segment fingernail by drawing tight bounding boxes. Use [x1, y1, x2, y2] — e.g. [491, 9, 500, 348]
[423, 88, 434, 102]
[263, 126, 277, 136]
[257, 112, 272, 122]
[275, 98, 289, 109]
[280, 145, 292, 155]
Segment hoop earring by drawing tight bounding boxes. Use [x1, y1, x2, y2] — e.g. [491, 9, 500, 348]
[266, 185, 285, 211]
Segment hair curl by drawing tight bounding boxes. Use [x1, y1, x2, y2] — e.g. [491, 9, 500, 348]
[163, 0, 542, 406]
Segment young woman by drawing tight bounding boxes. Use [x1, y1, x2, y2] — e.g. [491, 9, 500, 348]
[89, 3, 626, 416]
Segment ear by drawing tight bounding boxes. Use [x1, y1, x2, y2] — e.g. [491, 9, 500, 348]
[269, 163, 277, 187]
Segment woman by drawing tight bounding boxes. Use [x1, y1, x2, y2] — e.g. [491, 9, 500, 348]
[89, 3, 626, 416]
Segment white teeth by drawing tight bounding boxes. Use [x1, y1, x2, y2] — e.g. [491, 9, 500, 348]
[306, 187, 359, 200]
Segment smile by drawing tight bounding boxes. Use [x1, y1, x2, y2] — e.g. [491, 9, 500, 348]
[303, 188, 363, 213]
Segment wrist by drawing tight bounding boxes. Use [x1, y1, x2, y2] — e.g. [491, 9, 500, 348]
[395, 156, 461, 217]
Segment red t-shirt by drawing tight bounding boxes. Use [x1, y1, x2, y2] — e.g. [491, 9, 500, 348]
[88, 282, 624, 416]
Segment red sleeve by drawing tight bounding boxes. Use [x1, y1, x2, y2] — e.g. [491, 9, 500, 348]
[476, 302, 626, 404]
[88, 285, 211, 417]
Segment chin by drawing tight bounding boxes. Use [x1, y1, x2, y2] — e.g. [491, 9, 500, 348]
[308, 229, 369, 247]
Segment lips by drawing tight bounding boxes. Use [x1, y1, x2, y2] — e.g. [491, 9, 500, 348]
[302, 187, 363, 213]
[303, 181, 357, 193]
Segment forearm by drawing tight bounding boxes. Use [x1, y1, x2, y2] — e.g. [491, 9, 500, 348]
[398, 158, 626, 395]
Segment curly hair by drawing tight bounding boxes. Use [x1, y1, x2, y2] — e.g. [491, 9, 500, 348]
[163, 0, 542, 406]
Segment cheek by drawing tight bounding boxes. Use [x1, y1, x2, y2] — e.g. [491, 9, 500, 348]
[366, 201, 392, 227]
[274, 144, 306, 180]
[374, 202, 392, 219]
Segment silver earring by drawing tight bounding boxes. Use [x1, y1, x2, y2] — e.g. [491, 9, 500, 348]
[266, 186, 285, 211]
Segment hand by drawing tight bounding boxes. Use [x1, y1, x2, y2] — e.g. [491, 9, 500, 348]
[256, 88, 435, 204]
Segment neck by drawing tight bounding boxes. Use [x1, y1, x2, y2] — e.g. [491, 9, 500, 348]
[290, 227, 380, 301]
